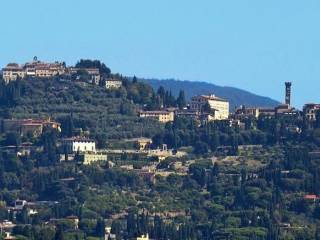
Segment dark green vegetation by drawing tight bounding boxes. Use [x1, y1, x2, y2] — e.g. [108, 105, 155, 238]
[0, 76, 160, 141]
[143, 79, 280, 110]
[1, 62, 320, 239]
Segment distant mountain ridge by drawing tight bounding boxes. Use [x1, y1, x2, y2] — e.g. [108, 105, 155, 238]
[143, 79, 280, 111]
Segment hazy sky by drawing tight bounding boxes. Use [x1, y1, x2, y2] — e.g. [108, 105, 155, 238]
[1, 0, 319, 108]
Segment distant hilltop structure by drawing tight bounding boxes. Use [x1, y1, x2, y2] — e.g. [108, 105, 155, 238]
[233, 81, 298, 120]
[190, 94, 229, 120]
[285, 82, 292, 106]
[2, 56, 66, 83]
[139, 94, 230, 124]
[1, 57, 123, 90]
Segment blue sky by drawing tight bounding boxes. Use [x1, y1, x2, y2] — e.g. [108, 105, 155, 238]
[1, 0, 319, 108]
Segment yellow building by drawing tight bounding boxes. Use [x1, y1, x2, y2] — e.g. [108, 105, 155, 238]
[135, 138, 153, 150]
[190, 94, 229, 120]
[139, 110, 174, 123]
[136, 234, 149, 240]
[79, 152, 108, 165]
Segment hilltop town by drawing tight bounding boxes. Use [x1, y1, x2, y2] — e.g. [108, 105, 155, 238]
[0, 58, 320, 239]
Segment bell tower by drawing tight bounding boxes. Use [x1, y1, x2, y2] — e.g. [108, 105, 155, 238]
[285, 82, 292, 106]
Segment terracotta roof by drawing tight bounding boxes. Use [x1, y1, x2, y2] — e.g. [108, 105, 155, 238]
[140, 110, 173, 114]
[304, 194, 318, 199]
[63, 137, 95, 142]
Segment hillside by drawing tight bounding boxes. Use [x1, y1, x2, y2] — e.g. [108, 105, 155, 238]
[143, 79, 280, 110]
[0, 77, 162, 140]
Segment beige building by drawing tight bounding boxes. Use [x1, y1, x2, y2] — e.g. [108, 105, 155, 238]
[2, 59, 66, 82]
[275, 104, 298, 116]
[234, 105, 260, 119]
[136, 234, 149, 240]
[135, 138, 153, 150]
[139, 110, 174, 123]
[190, 94, 229, 120]
[303, 103, 320, 121]
[79, 152, 108, 165]
[2, 63, 26, 83]
[105, 79, 122, 89]
[69, 67, 100, 75]
[34, 64, 65, 77]
[1, 119, 61, 137]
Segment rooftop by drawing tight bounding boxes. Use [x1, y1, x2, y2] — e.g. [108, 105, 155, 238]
[193, 94, 228, 102]
[62, 137, 95, 142]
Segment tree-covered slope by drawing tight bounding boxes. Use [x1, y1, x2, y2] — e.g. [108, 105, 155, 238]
[143, 79, 280, 110]
[0, 77, 161, 140]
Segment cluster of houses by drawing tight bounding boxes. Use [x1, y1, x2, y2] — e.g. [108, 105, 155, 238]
[0, 117, 181, 167]
[139, 83, 320, 132]
[3, 59, 318, 127]
[0, 199, 61, 240]
[1, 57, 123, 90]
[139, 94, 230, 123]
[60, 137, 108, 165]
[1, 197, 151, 240]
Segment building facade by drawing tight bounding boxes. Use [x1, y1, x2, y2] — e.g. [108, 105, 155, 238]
[79, 152, 108, 165]
[105, 79, 122, 89]
[2, 63, 26, 83]
[2, 58, 66, 83]
[234, 106, 260, 119]
[1, 119, 61, 137]
[61, 137, 96, 153]
[303, 103, 320, 121]
[190, 94, 229, 120]
[139, 110, 174, 123]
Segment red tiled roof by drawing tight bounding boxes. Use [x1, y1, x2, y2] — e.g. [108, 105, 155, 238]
[304, 194, 318, 199]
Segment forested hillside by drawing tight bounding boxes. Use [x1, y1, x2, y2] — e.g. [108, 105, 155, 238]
[1, 64, 320, 240]
[144, 79, 280, 110]
[0, 76, 162, 142]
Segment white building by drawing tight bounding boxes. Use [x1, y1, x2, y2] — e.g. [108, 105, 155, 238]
[2, 63, 26, 83]
[15, 200, 27, 210]
[61, 137, 96, 153]
[303, 103, 320, 121]
[105, 79, 122, 89]
[190, 94, 229, 120]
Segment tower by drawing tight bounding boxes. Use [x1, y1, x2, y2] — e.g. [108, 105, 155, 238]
[285, 82, 292, 106]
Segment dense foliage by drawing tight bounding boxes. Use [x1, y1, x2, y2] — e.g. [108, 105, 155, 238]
[144, 79, 280, 110]
[0, 71, 320, 239]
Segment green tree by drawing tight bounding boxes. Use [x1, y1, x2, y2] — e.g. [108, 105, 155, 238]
[193, 141, 209, 155]
[176, 90, 186, 109]
[3, 132, 21, 146]
[95, 218, 105, 237]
